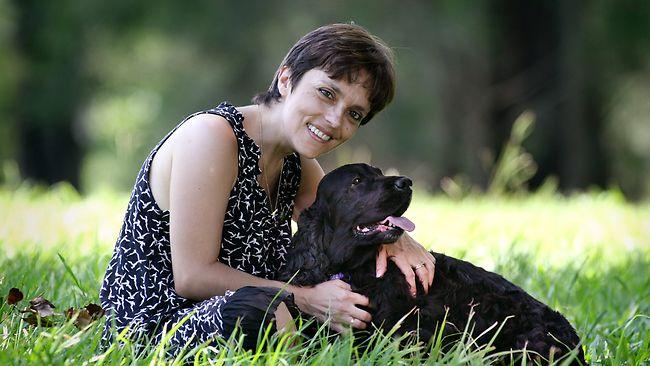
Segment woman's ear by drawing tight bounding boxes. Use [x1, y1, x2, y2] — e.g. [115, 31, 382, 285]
[278, 66, 292, 97]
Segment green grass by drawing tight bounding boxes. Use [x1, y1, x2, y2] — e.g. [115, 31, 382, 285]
[1, 183, 649, 365]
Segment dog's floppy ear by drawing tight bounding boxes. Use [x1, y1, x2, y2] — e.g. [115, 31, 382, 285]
[280, 198, 333, 285]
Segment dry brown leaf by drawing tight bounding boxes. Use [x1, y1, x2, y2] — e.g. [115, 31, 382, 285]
[85, 303, 105, 319]
[21, 295, 57, 327]
[75, 309, 93, 329]
[28, 296, 56, 317]
[65, 303, 105, 330]
[6, 288, 23, 305]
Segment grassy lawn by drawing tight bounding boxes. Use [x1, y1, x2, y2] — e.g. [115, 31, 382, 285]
[0, 183, 648, 365]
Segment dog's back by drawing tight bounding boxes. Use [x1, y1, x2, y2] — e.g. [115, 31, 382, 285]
[347, 252, 586, 364]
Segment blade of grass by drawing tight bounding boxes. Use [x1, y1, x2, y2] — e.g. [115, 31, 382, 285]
[57, 252, 88, 299]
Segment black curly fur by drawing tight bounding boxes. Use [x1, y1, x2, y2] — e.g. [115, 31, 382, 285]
[280, 163, 587, 365]
[282, 198, 333, 285]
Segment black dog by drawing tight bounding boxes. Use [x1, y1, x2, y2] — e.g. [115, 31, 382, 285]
[280, 163, 586, 364]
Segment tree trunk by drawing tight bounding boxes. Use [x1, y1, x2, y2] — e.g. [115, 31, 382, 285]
[12, 0, 85, 187]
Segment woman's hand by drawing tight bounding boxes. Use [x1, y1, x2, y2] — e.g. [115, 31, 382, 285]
[376, 233, 436, 297]
[291, 280, 372, 333]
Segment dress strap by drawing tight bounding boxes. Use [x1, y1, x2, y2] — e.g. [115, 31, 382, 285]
[203, 102, 262, 179]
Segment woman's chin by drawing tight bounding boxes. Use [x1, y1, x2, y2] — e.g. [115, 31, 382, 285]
[296, 148, 322, 159]
[294, 140, 336, 158]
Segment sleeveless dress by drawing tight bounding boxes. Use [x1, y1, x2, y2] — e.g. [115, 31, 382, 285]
[99, 102, 301, 350]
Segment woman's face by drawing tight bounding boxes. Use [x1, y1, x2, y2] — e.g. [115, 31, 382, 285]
[279, 68, 371, 159]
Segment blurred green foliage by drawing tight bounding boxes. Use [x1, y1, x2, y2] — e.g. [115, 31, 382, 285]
[0, 0, 649, 198]
[487, 111, 538, 196]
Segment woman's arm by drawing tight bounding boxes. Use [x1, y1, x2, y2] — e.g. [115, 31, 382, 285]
[292, 156, 324, 221]
[168, 113, 269, 299]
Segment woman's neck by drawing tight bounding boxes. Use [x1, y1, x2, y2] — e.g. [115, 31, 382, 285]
[239, 103, 293, 168]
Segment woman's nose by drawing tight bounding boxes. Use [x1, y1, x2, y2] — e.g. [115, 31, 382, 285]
[325, 105, 344, 128]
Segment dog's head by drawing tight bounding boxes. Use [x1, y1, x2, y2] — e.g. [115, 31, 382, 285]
[314, 163, 414, 245]
[286, 163, 415, 281]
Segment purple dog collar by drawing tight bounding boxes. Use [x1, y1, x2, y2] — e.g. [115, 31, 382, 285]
[329, 273, 346, 281]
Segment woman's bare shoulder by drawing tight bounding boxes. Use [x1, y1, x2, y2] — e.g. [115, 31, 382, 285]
[176, 112, 237, 143]
[150, 112, 238, 211]
[176, 113, 238, 173]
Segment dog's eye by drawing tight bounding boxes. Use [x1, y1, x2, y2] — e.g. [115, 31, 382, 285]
[351, 177, 362, 186]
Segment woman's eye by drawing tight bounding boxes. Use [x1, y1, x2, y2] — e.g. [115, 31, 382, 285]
[349, 110, 363, 122]
[351, 177, 362, 186]
[318, 88, 334, 100]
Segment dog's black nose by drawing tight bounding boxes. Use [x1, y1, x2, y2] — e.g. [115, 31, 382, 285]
[394, 177, 412, 191]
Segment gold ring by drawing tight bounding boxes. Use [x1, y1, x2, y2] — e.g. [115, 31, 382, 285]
[350, 318, 355, 325]
[413, 263, 426, 270]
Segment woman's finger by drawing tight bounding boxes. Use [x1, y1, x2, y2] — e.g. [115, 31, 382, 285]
[414, 263, 429, 294]
[375, 245, 388, 278]
[347, 291, 370, 307]
[333, 313, 367, 331]
[390, 256, 418, 297]
[348, 316, 367, 330]
[346, 303, 372, 323]
[426, 254, 436, 285]
[330, 322, 349, 334]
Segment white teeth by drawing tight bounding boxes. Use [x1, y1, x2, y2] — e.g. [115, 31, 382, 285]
[308, 124, 331, 141]
[356, 225, 372, 233]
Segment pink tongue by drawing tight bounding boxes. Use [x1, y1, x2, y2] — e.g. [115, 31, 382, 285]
[386, 216, 415, 232]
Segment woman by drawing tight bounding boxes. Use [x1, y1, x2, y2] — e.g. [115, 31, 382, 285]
[99, 23, 436, 351]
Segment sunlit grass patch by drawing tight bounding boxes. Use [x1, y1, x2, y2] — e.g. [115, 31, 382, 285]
[0, 183, 126, 257]
[409, 190, 649, 269]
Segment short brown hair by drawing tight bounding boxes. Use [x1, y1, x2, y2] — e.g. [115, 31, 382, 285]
[253, 23, 395, 125]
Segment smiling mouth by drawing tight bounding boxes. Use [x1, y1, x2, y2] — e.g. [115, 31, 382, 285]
[308, 123, 332, 142]
[355, 216, 415, 236]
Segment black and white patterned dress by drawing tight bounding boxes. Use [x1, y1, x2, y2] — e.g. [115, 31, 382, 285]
[99, 102, 301, 350]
